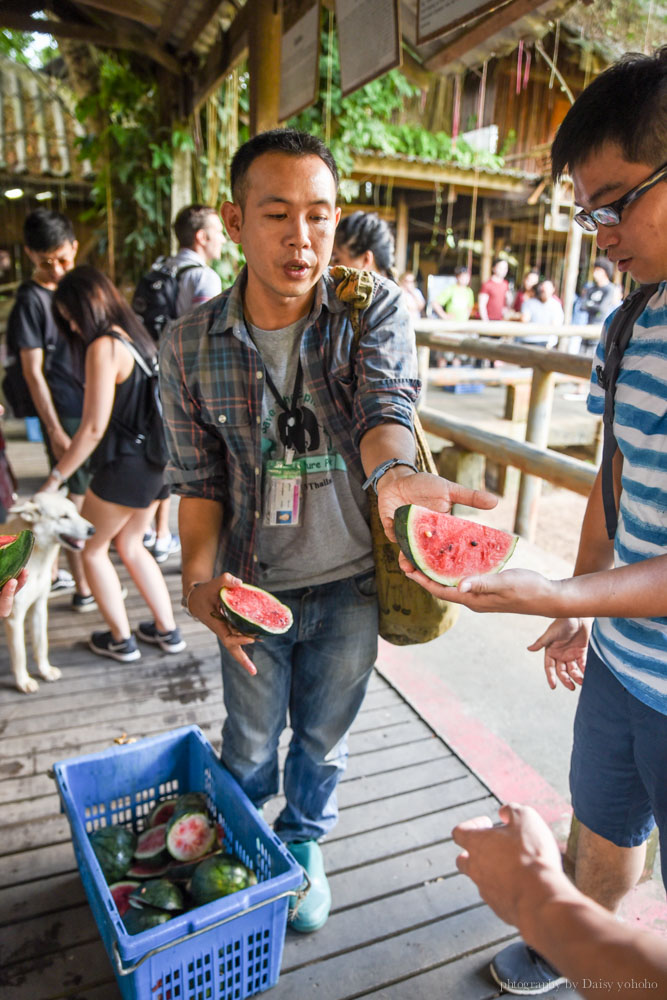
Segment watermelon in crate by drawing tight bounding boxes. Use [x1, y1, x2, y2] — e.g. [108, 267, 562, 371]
[52, 726, 303, 1000]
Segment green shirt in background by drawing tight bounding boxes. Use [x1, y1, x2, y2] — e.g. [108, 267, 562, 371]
[438, 284, 474, 322]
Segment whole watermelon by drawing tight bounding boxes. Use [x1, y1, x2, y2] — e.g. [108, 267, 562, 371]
[90, 826, 137, 884]
[190, 853, 257, 906]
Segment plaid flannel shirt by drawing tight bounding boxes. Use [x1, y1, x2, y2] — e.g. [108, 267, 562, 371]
[158, 267, 420, 584]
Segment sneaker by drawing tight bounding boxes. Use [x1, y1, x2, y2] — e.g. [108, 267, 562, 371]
[72, 592, 97, 613]
[136, 621, 186, 654]
[143, 529, 157, 551]
[89, 631, 141, 662]
[287, 840, 331, 933]
[490, 943, 567, 995]
[152, 533, 181, 564]
[49, 569, 75, 596]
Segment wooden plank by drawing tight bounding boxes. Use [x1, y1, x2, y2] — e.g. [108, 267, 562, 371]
[271, 906, 514, 999]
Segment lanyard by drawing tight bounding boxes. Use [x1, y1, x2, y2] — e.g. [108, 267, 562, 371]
[262, 358, 304, 431]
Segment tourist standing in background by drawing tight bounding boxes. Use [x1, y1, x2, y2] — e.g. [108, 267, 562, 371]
[477, 258, 511, 321]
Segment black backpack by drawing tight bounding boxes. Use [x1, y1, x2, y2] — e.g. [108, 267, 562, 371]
[131, 257, 202, 342]
[596, 282, 659, 539]
[120, 341, 170, 467]
[2, 283, 58, 418]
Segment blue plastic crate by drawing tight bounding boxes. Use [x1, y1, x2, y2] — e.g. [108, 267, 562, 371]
[53, 726, 303, 1000]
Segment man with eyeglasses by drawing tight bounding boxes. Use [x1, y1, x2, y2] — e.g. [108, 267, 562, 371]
[4, 209, 94, 609]
[401, 46, 667, 995]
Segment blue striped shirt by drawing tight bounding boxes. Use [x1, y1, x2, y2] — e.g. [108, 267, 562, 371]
[587, 281, 667, 715]
[158, 267, 419, 584]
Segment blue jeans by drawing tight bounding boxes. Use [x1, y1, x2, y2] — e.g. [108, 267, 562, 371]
[219, 569, 378, 843]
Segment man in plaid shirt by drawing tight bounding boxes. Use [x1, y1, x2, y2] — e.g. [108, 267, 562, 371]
[159, 129, 495, 932]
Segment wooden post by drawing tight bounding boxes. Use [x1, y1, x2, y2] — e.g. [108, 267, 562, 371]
[514, 369, 556, 540]
[395, 194, 409, 277]
[248, 0, 281, 135]
[170, 131, 193, 254]
[561, 217, 583, 324]
[481, 205, 493, 282]
[416, 346, 430, 410]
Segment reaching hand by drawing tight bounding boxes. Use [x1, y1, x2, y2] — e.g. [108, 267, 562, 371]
[0, 568, 28, 618]
[187, 573, 258, 676]
[528, 617, 590, 691]
[452, 803, 566, 929]
[399, 565, 559, 614]
[377, 471, 497, 543]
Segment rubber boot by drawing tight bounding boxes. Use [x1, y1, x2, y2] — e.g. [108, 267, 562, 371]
[287, 840, 331, 933]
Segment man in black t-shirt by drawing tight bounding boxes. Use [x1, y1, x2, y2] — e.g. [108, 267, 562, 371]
[6, 210, 94, 609]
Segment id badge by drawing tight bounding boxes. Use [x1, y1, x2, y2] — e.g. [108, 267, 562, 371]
[264, 456, 301, 526]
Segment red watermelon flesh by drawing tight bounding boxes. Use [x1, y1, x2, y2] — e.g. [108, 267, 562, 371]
[109, 880, 141, 917]
[395, 505, 517, 586]
[166, 812, 216, 862]
[219, 583, 293, 637]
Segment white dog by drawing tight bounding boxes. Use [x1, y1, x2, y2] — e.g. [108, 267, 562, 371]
[2, 492, 95, 694]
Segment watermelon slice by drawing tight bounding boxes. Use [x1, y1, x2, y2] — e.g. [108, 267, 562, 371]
[134, 823, 168, 860]
[218, 583, 293, 637]
[0, 530, 34, 589]
[109, 880, 141, 917]
[395, 505, 517, 586]
[166, 812, 216, 862]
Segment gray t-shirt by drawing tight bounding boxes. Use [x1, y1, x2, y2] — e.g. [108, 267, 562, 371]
[163, 248, 222, 316]
[248, 318, 373, 591]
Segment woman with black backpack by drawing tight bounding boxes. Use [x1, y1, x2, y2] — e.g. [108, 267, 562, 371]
[40, 266, 185, 662]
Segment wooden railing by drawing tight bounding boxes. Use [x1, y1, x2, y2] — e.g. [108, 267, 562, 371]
[413, 320, 601, 541]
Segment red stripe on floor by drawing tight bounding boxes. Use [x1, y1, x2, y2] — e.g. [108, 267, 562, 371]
[376, 639, 572, 827]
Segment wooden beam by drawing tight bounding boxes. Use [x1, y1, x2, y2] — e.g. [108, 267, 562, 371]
[425, 0, 548, 72]
[156, 0, 185, 48]
[177, 0, 225, 57]
[248, 0, 281, 134]
[189, 4, 249, 113]
[73, 0, 161, 29]
[0, 12, 183, 75]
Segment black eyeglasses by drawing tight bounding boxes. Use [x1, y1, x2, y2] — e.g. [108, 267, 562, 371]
[574, 161, 667, 232]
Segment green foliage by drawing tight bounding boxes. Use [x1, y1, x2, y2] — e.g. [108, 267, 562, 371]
[75, 53, 173, 282]
[0, 29, 59, 67]
[288, 19, 505, 179]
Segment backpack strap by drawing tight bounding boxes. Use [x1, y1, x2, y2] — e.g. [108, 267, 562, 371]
[332, 265, 436, 476]
[596, 282, 658, 539]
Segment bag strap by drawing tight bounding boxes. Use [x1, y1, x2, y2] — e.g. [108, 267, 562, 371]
[596, 282, 658, 539]
[333, 265, 437, 477]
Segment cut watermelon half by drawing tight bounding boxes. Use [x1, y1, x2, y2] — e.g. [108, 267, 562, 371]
[395, 505, 517, 586]
[166, 812, 216, 862]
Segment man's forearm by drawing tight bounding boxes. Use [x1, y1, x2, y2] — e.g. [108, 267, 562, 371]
[22, 365, 61, 436]
[551, 556, 667, 619]
[178, 496, 224, 593]
[359, 422, 416, 479]
[524, 888, 667, 998]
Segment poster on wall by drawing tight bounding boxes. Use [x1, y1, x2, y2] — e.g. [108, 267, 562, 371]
[335, 0, 401, 98]
[280, 2, 321, 120]
[417, 0, 500, 46]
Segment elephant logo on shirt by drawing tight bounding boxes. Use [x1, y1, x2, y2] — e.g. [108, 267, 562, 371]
[277, 406, 320, 453]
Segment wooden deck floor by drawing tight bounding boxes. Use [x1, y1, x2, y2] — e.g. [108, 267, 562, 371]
[0, 434, 583, 999]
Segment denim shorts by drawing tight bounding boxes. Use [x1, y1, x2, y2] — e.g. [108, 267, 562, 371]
[570, 645, 667, 885]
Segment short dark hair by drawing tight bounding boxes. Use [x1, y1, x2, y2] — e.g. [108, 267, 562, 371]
[23, 209, 75, 252]
[173, 204, 218, 248]
[230, 129, 339, 205]
[454, 265, 469, 276]
[552, 46, 667, 180]
[335, 211, 396, 279]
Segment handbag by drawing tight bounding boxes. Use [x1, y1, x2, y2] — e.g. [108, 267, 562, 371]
[333, 265, 458, 645]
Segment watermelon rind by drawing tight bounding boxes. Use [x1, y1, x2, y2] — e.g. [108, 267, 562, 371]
[89, 826, 137, 884]
[394, 505, 517, 586]
[166, 812, 216, 862]
[170, 792, 208, 820]
[123, 906, 173, 935]
[190, 853, 257, 906]
[127, 860, 170, 879]
[134, 822, 168, 860]
[129, 878, 185, 912]
[146, 797, 179, 828]
[0, 529, 35, 589]
[219, 583, 293, 638]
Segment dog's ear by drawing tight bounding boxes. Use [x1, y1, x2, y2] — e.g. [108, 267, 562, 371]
[8, 500, 40, 521]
